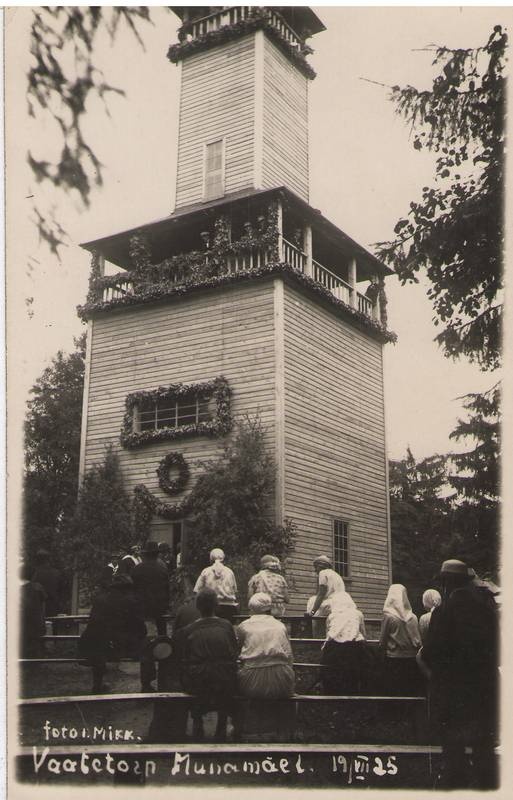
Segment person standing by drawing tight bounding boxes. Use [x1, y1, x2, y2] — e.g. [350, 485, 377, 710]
[305, 555, 345, 638]
[79, 574, 152, 692]
[248, 555, 289, 617]
[193, 548, 238, 623]
[379, 583, 422, 696]
[19, 561, 46, 658]
[320, 591, 368, 695]
[174, 588, 239, 741]
[119, 545, 142, 577]
[31, 549, 64, 617]
[132, 541, 170, 636]
[419, 588, 442, 643]
[420, 559, 499, 790]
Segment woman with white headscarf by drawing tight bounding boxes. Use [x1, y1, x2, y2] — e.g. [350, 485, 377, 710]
[236, 592, 295, 699]
[320, 591, 368, 695]
[419, 588, 442, 643]
[379, 583, 422, 696]
[193, 548, 238, 623]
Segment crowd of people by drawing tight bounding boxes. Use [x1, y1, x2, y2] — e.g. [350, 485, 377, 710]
[20, 543, 499, 788]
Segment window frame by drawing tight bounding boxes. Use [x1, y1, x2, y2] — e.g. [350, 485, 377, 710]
[120, 377, 232, 449]
[202, 137, 226, 201]
[332, 517, 351, 580]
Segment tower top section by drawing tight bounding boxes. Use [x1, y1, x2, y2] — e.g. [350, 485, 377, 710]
[168, 6, 325, 79]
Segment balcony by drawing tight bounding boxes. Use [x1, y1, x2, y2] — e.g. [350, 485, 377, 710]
[99, 237, 379, 321]
[177, 7, 307, 52]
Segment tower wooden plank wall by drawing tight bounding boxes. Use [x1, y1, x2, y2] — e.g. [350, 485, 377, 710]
[82, 282, 277, 541]
[280, 284, 389, 616]
[175, 32, 309, 209]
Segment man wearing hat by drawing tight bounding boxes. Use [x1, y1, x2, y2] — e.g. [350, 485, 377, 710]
[420, 559, 499, 789]
[132, 541, 170, 636]
[306, 555, 345, 638]
[248, 555, 289, 616]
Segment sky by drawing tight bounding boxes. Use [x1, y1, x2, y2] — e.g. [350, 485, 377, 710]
[5, 5, 508, 463]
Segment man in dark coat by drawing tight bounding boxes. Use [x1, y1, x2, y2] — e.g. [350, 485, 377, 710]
[31, 549, 64, 617]
[174, 588, 239, 741]
[421, 559, 499, 789]
[131, 541, 170, 636]
[79, 574, 153, 692]
[20, 562, 46, 658]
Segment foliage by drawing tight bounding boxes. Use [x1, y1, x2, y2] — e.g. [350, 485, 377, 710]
[23, 334, 86, 565]
[156, 452, 190, 495]
[447, 385, 500, 576]
[28, 7, 154, 254]
[63, 446, 136, 599]
[376, 27, 506, 371]
[183, 416, 297, 607]
[79, 259, 396, 343]
[389, 448, 456, 608]
[120, 377, 233, 449]
[169, 8, 316, 80]
[449, 384, 500, 503]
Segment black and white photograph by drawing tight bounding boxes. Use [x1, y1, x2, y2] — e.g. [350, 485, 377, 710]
[6, 3, 509, 793]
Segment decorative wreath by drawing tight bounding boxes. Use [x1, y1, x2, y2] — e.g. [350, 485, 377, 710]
[157, 452, 190, 495]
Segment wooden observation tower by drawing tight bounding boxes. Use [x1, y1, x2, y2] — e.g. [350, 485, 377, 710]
[79, 6, 395, 614]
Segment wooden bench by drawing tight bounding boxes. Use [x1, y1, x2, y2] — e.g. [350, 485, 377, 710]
[18, 691, 429, 748]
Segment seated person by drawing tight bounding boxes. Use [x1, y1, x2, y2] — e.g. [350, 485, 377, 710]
[248, 555, 289, 617]
[320, 591, 367, 695]
[236, 592, 295, 699]
[174, 588, 238, 741]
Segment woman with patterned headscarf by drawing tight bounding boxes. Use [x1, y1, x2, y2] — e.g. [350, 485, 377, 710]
[419, 588, 442, 643]
[379, 583, 422, 696]
[247, 555, 289, 616]
[193, 548, 238, 623]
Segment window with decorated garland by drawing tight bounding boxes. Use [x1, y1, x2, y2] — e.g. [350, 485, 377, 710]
[136, 394, 212, 433]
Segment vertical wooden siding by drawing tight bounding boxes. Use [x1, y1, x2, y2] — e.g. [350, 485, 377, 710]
[83, 283, 276, 546]
[262, 37, 309, 201]
[281, 283, 390, 616]
[175, 35, 256, 209]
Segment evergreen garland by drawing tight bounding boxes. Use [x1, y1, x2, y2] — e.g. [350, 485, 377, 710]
[156, 452, 190, 495]
[168, 9, 316, 80]
[120, 376, 232, 449]
[80, 261, 396, 344]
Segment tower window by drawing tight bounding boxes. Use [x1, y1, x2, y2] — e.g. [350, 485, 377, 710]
[204, 139, 225, 200]
[333, 519, 349, 578]
[120, 376, 232, 448]
[138, 395, 212, 432]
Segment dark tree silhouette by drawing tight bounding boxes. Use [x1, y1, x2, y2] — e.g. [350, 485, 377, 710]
[376, 27, 506, 371]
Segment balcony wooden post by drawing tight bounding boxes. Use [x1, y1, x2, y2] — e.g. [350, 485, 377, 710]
[349, 257, 357, 308]
[372, 273, 381, 321]
[304, 223, 313, 277]
[277, 198, 283, 260]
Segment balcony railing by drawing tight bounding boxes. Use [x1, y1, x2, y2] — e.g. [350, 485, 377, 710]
[283, 238, 307, 272]
[100, 240, 377, 320]
[313, 259, 352, 305]
[181, 7, 305, 51]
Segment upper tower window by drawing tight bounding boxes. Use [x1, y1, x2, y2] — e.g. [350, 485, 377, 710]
[204, 139, 225, 201]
